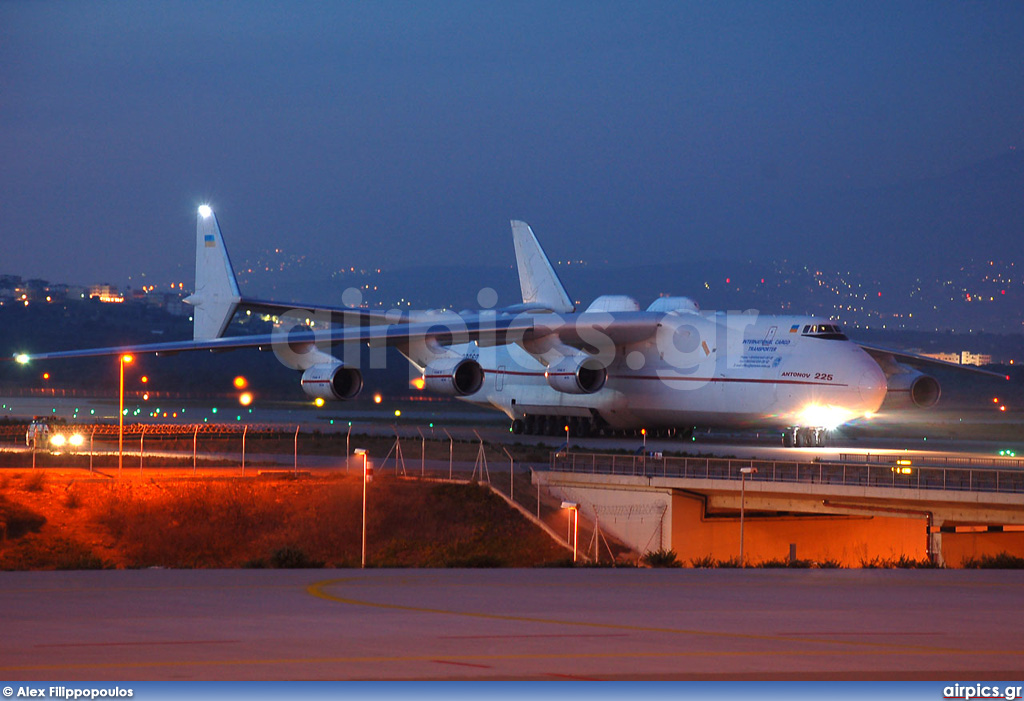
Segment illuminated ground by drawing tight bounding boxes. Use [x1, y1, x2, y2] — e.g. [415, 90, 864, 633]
[1, 568, 1022, 680]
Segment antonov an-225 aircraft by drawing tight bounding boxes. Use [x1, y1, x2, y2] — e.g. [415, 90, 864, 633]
[18, 205, 995, 447]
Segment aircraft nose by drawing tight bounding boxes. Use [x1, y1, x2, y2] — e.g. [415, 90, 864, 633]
[856, 354, 888, 411]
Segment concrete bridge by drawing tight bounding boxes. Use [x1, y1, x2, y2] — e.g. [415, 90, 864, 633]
[535, 451, 1024, 566]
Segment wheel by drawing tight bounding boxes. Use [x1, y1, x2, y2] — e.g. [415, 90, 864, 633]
[511, 419, 524, 435]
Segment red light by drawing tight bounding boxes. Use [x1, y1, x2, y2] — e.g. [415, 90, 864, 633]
[42, 372, 50, 380]
[1000, 406, 1007, 412]
[141, 376, 149, 384]
[725, 278, 730, 284]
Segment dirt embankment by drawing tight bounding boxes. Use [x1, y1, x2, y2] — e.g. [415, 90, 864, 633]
[0, 469, 570, 570]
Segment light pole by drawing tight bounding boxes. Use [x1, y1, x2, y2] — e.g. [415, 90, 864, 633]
[355, 448, 369, 568]
[346, 423, 352, 472]
[739, 467, 758, 567]
[561, 501, 579, 563]
[118, 354, 133, 476]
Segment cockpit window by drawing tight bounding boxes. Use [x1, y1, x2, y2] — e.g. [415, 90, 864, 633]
[801, 323, 848, 340]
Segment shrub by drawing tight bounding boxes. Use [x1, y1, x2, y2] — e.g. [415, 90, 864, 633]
[268, 546, 324, 569]
[961, 552, 1024, 569]
[641, 548, 681, 568]
[0, 495, 46, 538]
[22, 471, 46, 492]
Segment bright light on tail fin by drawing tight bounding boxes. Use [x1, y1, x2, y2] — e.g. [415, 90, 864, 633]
[510, 220, 574, 313]
[183, 205, 241, 340]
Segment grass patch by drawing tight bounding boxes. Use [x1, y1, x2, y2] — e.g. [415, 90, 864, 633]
[0, 535, 109, 570]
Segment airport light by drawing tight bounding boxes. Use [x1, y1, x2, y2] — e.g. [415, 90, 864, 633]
[239, 392, 253, 407]
[561, 501, 579, 563]
[118, 354, 133, 476]
[739, 467, 757, 568]
[355, 448, 369, 568]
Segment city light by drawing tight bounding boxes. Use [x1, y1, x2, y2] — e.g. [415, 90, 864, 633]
[314, 397, 325, 407]
[373, 393, 383, 404]
[239, 392, 253, 406]
[233, 376, 248, 390]
[14, 353, 29, 365]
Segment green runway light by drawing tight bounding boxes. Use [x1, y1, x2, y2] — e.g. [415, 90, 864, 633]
[211, 407, 218, 414]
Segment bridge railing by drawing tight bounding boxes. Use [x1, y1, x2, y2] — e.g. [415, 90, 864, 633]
[549, 452, 1024, 495]
[838, 452, 1024, 469]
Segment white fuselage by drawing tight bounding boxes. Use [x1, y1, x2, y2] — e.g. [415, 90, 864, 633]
[405, 311, 888, 430]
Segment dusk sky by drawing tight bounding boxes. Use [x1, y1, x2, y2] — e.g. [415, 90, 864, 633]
[3, 2, 1023, 289]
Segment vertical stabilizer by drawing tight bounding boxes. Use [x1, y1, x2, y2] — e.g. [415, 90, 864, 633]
[183, 205, 241, 340]
[510, 220, 574, 313]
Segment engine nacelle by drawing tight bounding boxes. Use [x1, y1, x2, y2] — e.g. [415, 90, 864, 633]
[545, 354, 607, 395]
[300, 363, 363, 401]
[423, 358, 484, 396]
[884, 369, 941, 409]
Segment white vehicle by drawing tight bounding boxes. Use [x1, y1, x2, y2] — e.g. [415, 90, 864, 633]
[25, 419, 50, 448]
[17, 206, 1004, 447]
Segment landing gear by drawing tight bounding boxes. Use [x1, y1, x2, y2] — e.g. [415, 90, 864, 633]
[784, 427, 826, 448]
[514, 414, 598, 437]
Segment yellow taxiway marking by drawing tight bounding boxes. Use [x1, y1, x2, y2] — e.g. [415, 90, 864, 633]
[305, 577, 976, 654]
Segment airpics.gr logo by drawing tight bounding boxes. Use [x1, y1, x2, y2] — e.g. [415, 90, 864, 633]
[944, 684, 1024, 700]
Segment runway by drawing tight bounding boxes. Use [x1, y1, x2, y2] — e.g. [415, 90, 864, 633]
[1, 568, 1022, 680]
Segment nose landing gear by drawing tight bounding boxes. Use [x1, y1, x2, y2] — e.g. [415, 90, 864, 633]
[783, 426, 826, 448]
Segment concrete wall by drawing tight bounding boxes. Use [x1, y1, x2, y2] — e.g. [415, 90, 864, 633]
[671, 492, 927, 566]
[941, 531, 1024, 567]
[542, 481, 672, 555]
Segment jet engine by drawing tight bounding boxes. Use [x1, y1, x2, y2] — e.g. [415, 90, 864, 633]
[423, 358, 485, 396]
[884, 368, 941, 409]
[300, 363, 363, 401]
[545, 354, 607, 395]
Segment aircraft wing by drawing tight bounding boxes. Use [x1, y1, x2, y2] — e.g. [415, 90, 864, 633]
[857, 343, 1009, 380]
[14, 310, 663, 363]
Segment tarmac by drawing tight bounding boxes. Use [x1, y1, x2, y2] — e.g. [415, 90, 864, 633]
[1, 568, 1022, 680]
